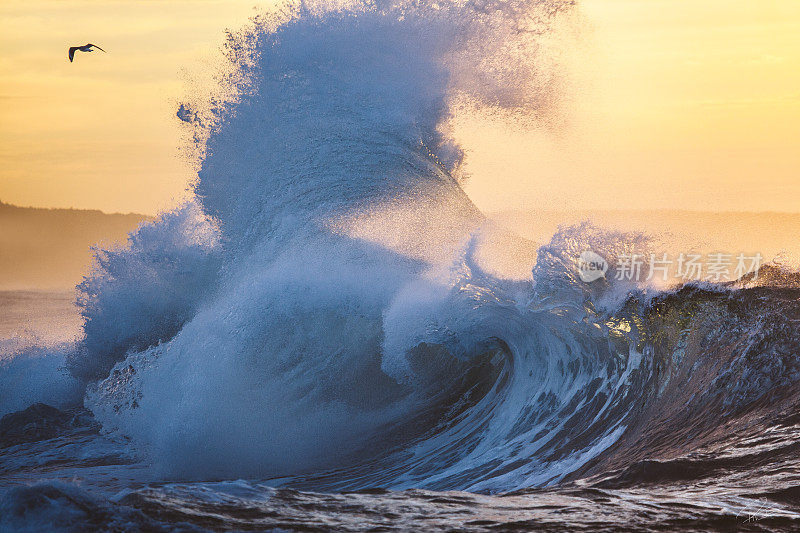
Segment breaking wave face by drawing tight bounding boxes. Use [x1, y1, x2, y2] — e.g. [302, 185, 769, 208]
[5, 0, 800, 499]
[76, 0, 597, 490]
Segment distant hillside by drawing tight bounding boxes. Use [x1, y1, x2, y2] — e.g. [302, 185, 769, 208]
[0, 202, 150, 290]
[3, 203, 798, 290]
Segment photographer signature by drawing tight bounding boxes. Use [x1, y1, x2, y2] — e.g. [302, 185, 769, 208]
[735, 499, 779, 523]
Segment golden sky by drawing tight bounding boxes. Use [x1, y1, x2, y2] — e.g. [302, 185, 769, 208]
[0, 0, 263, 215]
[1, 0, 799, 215]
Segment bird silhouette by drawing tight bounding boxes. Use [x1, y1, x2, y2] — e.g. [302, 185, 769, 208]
[68, 43, 106, 62]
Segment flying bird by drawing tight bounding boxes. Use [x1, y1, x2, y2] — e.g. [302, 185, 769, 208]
[68, 43, 106, 62]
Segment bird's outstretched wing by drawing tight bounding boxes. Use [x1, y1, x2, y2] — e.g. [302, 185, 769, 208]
[68, 46, 78, 62]
[87, 44, 106, 53]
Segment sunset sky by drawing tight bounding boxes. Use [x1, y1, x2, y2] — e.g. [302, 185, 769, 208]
[1, 0, 799, 215]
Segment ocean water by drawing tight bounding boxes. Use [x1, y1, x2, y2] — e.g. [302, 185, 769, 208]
[3, 0, 800, 531]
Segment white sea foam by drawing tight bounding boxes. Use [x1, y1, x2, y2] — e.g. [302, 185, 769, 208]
[2, 0, 652, 491]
